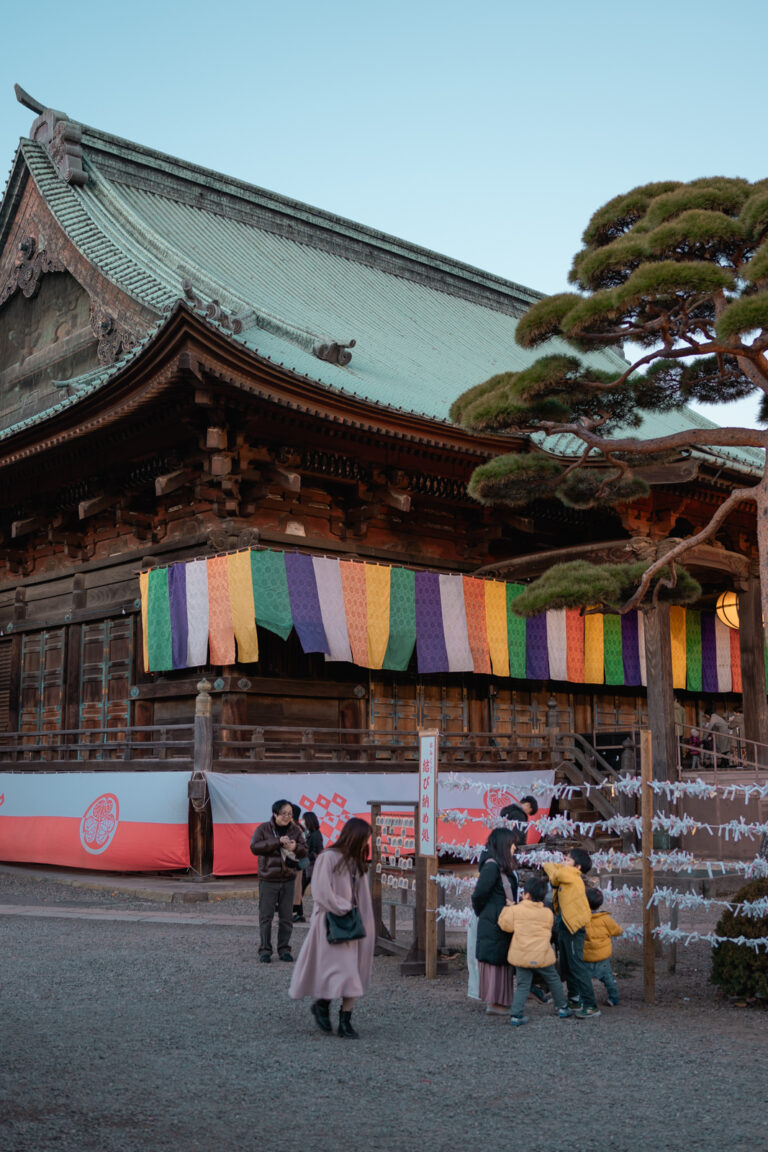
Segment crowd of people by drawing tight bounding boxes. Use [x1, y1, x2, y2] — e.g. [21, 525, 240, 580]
[252, 793, 623, 1039]
[677, 699, 745, 770]
[470, 825, 622, 1024]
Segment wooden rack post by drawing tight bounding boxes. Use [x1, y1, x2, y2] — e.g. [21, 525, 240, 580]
[640, 728, 655, 1004]
[368, 799, 418, 955]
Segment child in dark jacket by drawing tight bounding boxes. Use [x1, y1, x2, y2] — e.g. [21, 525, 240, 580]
[584, 887, 622, 1006]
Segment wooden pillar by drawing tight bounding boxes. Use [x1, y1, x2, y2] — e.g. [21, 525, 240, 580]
[189, 678, 213, 877]
[640, 729, 655, 1005]
[738, 578, 768, 765]
[642, 604, 676, 784]
[369, 802, 387, 943]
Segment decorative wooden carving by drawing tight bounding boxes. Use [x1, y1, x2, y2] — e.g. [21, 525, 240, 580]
[408, 472, 467, 501]
[301, 448, 364, 481]
[89, 306, 136, 366]
[0, 235, 66, 307]
[206, 521, 260, 552]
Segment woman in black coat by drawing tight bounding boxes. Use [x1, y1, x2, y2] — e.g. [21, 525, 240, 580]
[471, 827, 518, 1014]
[293, 810, 324, 923]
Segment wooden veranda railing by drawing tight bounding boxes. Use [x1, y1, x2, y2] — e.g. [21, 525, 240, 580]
[0, 724, 195, 769]
[211, 725, 560, 772]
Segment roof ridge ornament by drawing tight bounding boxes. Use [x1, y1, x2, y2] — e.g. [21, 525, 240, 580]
[14, 82, 87, 186]
[178, 277, 355, 366]
[313, 338, 356, 367]
[181, 280, 244, 334]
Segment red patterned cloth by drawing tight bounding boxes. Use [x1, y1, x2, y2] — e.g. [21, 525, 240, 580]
[207, 555, 235, 665]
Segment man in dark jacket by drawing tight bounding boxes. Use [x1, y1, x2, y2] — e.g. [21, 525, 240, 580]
[250, 799, 308, 963]
[499, 795, 538, 845]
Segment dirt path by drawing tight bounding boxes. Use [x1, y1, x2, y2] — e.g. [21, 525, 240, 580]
[1, 870, 766, 1152]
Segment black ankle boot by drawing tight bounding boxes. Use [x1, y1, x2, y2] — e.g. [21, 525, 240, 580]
[311, 999, 332, 1033]
[337, 1009, 359, 1039]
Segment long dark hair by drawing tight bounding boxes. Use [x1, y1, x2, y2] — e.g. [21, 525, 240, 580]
[330, 817, 371, 875]
[484, 827, 517, 875]
[302, 810, 320, 833]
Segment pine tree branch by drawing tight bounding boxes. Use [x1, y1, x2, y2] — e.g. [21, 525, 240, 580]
[622, 485, 757, 612]
[544, 424, 768, 454]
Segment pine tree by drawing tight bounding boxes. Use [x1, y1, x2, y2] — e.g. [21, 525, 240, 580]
[451, 177, 768, 622]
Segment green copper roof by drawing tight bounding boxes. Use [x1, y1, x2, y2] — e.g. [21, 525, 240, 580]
[6, 125, 627, 425]
[1, 114, 762, 479]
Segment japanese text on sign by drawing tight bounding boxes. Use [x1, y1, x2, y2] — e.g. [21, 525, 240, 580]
[419, 730, 438, 856]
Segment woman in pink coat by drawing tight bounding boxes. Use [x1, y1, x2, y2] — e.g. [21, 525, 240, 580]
[289, 817, 375, 1039]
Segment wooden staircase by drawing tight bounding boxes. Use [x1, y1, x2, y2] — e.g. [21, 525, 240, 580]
[550, 731, 636, 853]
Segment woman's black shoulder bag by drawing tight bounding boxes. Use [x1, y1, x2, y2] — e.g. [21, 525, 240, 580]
[325, 873, 366, 944]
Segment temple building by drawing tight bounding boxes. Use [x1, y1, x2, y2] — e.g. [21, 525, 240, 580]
[0, 87, 763, 872]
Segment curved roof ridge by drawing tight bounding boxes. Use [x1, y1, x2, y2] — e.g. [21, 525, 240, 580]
[81, 162, 354, 357]
[21, 139, 170, 312]
[77, 121, 544, 309]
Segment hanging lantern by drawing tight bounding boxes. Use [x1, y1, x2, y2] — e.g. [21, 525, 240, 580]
[715, 590, 740, 630]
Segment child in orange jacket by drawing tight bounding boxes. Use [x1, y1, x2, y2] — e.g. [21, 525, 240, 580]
[584, 887, 623, 1006]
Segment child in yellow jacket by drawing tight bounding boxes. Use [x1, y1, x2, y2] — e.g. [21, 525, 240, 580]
[585, 887, 623, 1006]
[543, 848, 600, 1019]
[498, 876, 573, 1026]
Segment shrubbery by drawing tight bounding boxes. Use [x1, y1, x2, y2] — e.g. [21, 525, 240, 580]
[711, 879, 768, 1000]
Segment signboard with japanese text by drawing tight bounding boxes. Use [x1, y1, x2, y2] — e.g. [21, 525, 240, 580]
[418, 729, 438, 856]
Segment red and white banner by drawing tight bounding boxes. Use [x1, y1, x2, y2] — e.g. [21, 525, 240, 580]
[206, 770, 554, 876]
[0, 772, 190, 872]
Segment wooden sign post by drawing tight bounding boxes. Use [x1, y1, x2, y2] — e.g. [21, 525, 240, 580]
[640, 728, 655, 1005]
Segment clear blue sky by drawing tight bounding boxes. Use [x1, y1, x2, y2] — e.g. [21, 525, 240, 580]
[2, 0, 766, 425]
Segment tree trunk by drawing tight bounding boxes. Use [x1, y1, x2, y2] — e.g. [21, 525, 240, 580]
[745, 475, 768, 766]
[642, 604, 675, 845]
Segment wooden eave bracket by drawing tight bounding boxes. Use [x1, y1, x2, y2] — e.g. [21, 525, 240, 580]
[116, 508, 167, 543]
[155, 467, 199, 497]
[78, 492, 122, 520]
[0, 547, 34, 575]
[11, 514, 48, 539]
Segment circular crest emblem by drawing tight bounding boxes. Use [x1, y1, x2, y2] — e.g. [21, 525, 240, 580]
[80, 793, 119, 855]
[483, 788, 517, 818]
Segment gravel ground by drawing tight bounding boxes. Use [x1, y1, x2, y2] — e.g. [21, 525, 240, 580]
[2, 869, 767, 1152]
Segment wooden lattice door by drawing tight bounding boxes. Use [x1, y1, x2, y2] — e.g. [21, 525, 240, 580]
[0, 639, 11, 731]
[20, 629, 65, 733]
[79, 619, 134, 753]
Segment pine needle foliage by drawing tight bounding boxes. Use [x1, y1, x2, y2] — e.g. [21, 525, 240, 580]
[467, 453, 563, 507]
[453, 175, 768, 616]
[555, 469, 650, 509]
[508, 561, 700, 617]
[711, 880, 768, 1000]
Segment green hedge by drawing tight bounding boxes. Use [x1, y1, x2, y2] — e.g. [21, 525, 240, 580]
[711, 879, 768, 1000]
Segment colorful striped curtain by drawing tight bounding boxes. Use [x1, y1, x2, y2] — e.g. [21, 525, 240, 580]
[139, 547, 746, 694]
